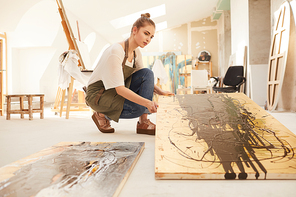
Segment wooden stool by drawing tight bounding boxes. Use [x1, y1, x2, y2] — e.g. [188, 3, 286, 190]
[6, 94, 44, 120]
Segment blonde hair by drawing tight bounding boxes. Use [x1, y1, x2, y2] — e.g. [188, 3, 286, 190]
[131, 13, 155, 33]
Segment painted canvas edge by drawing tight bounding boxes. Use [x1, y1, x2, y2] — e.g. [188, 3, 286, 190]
[113, 142, 145, 197]
[155, 172, 296, 180]
[0, 142, 145, 185]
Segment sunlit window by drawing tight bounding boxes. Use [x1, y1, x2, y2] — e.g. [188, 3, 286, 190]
[156, 21, 167, 32]
[110, 4, 166, 29]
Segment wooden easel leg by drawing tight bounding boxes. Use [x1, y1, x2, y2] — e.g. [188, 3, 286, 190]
[66, 77, 74, 119]
[0, 91, 2, 116]
[78, 90, 84, 110]
[40, 95, 44, 119]
[60, 89, 66, 117]
[53, 87, 62, 111]
[72, 89, 77, 103]
[28, 95, 33, 120]
[20, 96, 24, 119]
[6, 96, 11, 120]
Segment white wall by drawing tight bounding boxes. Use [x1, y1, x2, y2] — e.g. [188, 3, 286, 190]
[230, 0, 250, 96]
[8, 0, 60, 48]
[231, 0, 249, 59]
[12, 47, 57, 93]
[5, 0, 110, 102]
[248, 0, 271, 106]
[142, 17, 219, 76]
[0, 0, 41, 32]
[217, 11, 231, 77]
[230, 0, 272, 104]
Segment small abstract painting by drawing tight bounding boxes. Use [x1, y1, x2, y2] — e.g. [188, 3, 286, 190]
[0, 142, 144, 197]
[155, 93, 296, 180]
[143, 53, 193, 94]
[176, 55, 192, 91]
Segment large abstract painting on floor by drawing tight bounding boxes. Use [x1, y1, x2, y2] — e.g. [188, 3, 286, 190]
[155, 93, 296, 180]
[0, 142, 144, 197]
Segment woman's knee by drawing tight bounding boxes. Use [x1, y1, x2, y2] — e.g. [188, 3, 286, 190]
[141, 68, 154, 80]
[143, 69, 154, 89]
[120, 103, 147, 119]
[133, 68, 154, 80]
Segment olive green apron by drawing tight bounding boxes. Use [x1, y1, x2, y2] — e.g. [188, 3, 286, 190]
[85, 39, 136, 122]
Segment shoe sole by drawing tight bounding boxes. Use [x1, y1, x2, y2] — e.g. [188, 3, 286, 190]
[136, 128, 155, 135]
[92, 114, 114, 133]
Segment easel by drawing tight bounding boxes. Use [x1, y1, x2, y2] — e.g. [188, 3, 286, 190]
[177, 55, 191, 94]
[52, 0, 89, 119]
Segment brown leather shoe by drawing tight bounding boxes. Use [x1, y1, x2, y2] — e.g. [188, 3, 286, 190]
[92, 112, 114, 133]
[136, 119, 155, 135]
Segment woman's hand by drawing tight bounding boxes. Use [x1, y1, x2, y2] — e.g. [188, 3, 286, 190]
[116, 86, 159, 113]
[154, 85, 175, 96]
[146, 101, 158, 113]
[158, 90, 175, 96]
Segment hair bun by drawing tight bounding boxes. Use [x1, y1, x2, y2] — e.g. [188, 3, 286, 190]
[141, 13, 151, 18]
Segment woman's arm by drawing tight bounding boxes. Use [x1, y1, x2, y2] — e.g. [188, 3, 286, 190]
[115, 86, 158, 113]
[153, 84, 175, 96]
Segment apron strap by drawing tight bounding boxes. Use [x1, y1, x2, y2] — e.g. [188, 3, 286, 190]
[89, 40, 137, 110]
[122, 39, 129, 67]
[122, 39, 136, 68]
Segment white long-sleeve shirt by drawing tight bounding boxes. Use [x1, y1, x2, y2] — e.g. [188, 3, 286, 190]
[87, 43, 144, 90]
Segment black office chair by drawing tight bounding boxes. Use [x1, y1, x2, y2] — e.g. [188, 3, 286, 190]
[211, 66, 246, 93]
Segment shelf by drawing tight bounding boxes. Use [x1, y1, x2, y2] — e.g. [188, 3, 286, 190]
[194, 61, 212, 78]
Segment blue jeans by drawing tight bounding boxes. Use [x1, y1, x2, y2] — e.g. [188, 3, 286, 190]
[119, 68, 154, 119]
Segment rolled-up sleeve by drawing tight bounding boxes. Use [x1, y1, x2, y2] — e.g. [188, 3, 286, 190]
[102, 52, 125, 90]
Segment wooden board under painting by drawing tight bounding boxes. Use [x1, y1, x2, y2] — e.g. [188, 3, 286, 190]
[155, 93, 296, 180]
[0, 142, 144, 197]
